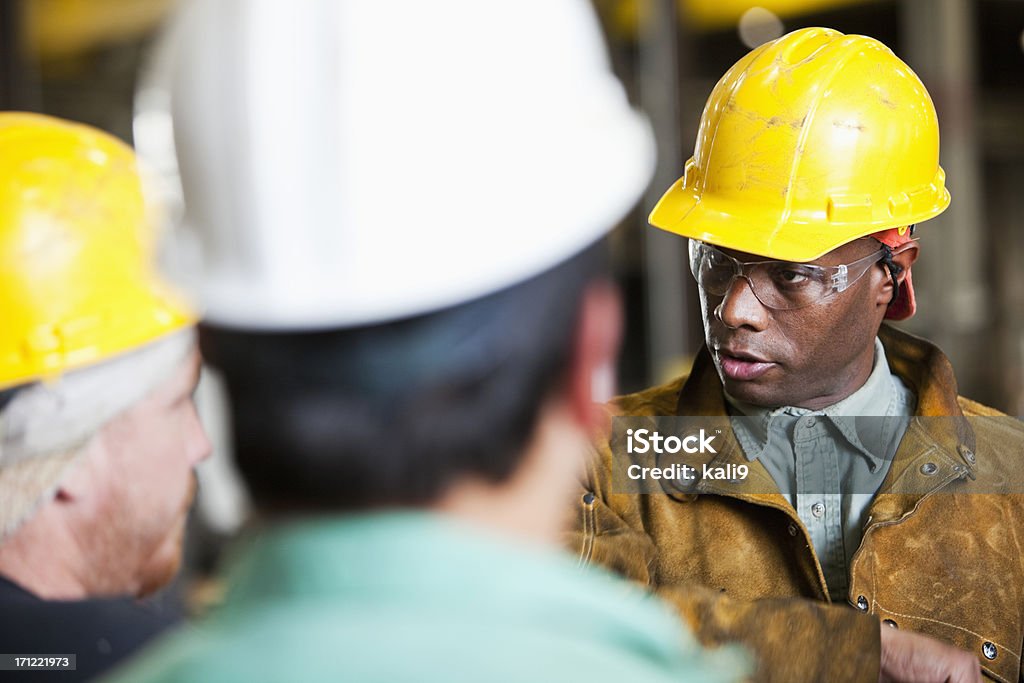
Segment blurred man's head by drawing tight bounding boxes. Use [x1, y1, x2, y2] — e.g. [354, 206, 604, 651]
[0, 113, 209, 598]
[149, 0, 652, 539]
[200, 243, 619, 538]
[0, 338, 209, 598]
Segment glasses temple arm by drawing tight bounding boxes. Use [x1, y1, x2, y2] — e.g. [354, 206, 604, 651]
[878, 244, 903, 304]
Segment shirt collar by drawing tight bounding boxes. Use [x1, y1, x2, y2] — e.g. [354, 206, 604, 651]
[725, 338, 900, 467]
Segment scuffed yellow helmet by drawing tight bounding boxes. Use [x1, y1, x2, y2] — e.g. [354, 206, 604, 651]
[0, 113, 193, 389]
[650, 27, 949, 262]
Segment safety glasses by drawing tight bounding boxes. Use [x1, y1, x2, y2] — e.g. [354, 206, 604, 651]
[688, 239, 887, 310]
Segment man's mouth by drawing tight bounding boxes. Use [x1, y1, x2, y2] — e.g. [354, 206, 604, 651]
[716, 348, 777, 381]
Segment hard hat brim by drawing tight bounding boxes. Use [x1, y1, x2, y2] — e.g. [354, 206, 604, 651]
[0, 284, 194, 391]
[649, 174, 950, 262]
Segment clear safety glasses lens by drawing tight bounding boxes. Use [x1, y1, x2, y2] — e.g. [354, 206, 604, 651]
[688, 240, 885, 310]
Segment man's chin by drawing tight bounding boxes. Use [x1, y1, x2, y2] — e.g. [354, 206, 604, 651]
[136, 518, 187, 598]
[719, 372, 789, 409]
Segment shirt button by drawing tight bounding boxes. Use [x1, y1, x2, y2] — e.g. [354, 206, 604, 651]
[811, 502, 825, 518]
[882, 619, 898, 629]
[920, 462, 938, 476]
[982, 642, 997, 660]
[959, 444, 976, 464]
[582, 492, 595, 505]
[855, 595, 869, 611]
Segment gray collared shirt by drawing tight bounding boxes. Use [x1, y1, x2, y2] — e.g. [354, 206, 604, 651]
[725, 338, 916, 601]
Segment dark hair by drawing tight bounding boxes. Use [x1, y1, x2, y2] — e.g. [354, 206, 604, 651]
[200, 242, 608, 511]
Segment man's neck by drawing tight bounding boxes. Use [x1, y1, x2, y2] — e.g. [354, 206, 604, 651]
[0, 509, 94, 600]
[434, 403, 584, 548]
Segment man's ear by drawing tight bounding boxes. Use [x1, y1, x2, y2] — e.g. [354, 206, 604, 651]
[567, 279, 623, 434]
[892, 242, 919, 282]
[878, 242, 919, 306]
[53, 465, 86, 504]
[52, 438, 102, 505]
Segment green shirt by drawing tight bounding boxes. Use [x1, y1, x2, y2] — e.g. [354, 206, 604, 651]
[727, 338, 916, 601]
[106, 512, 744, 683]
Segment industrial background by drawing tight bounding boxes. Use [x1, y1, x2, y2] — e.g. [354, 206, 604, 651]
[1, 0, 1022, 604]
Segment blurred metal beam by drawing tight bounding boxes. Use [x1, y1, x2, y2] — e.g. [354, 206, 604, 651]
[988, 161, 1024, 414]
[639, 0, 690, 383]
[899, 0, 986, 387]
[0, 0, 20, 108]
[0, 0, 40, 111]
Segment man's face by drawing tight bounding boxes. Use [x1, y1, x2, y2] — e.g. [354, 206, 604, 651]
[85, 347, 211, 597]
[698, 239, 893, 409]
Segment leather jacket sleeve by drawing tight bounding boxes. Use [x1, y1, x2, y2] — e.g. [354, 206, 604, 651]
[569, 453, 881, 683]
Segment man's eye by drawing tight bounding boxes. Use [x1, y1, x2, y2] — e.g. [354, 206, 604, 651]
[772, 267, 810, 285]
[706, 252, 729, 267]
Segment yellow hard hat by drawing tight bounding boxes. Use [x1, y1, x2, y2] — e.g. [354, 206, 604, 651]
[649, 27, 950, 262]
[0, 113, 193, 390]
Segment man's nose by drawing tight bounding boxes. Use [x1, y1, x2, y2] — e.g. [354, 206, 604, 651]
[187, 401, 214, 466]
[716, 276, 770, 331]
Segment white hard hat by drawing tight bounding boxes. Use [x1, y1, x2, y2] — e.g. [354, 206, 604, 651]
[136, 0, 655, 330]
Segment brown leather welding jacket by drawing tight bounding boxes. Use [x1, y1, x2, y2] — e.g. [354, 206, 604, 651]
[570, 324, 1024, 682]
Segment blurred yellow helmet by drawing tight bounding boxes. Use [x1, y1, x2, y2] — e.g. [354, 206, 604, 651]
[649, 27, 950, 262]
[0, 113, 193, 390]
